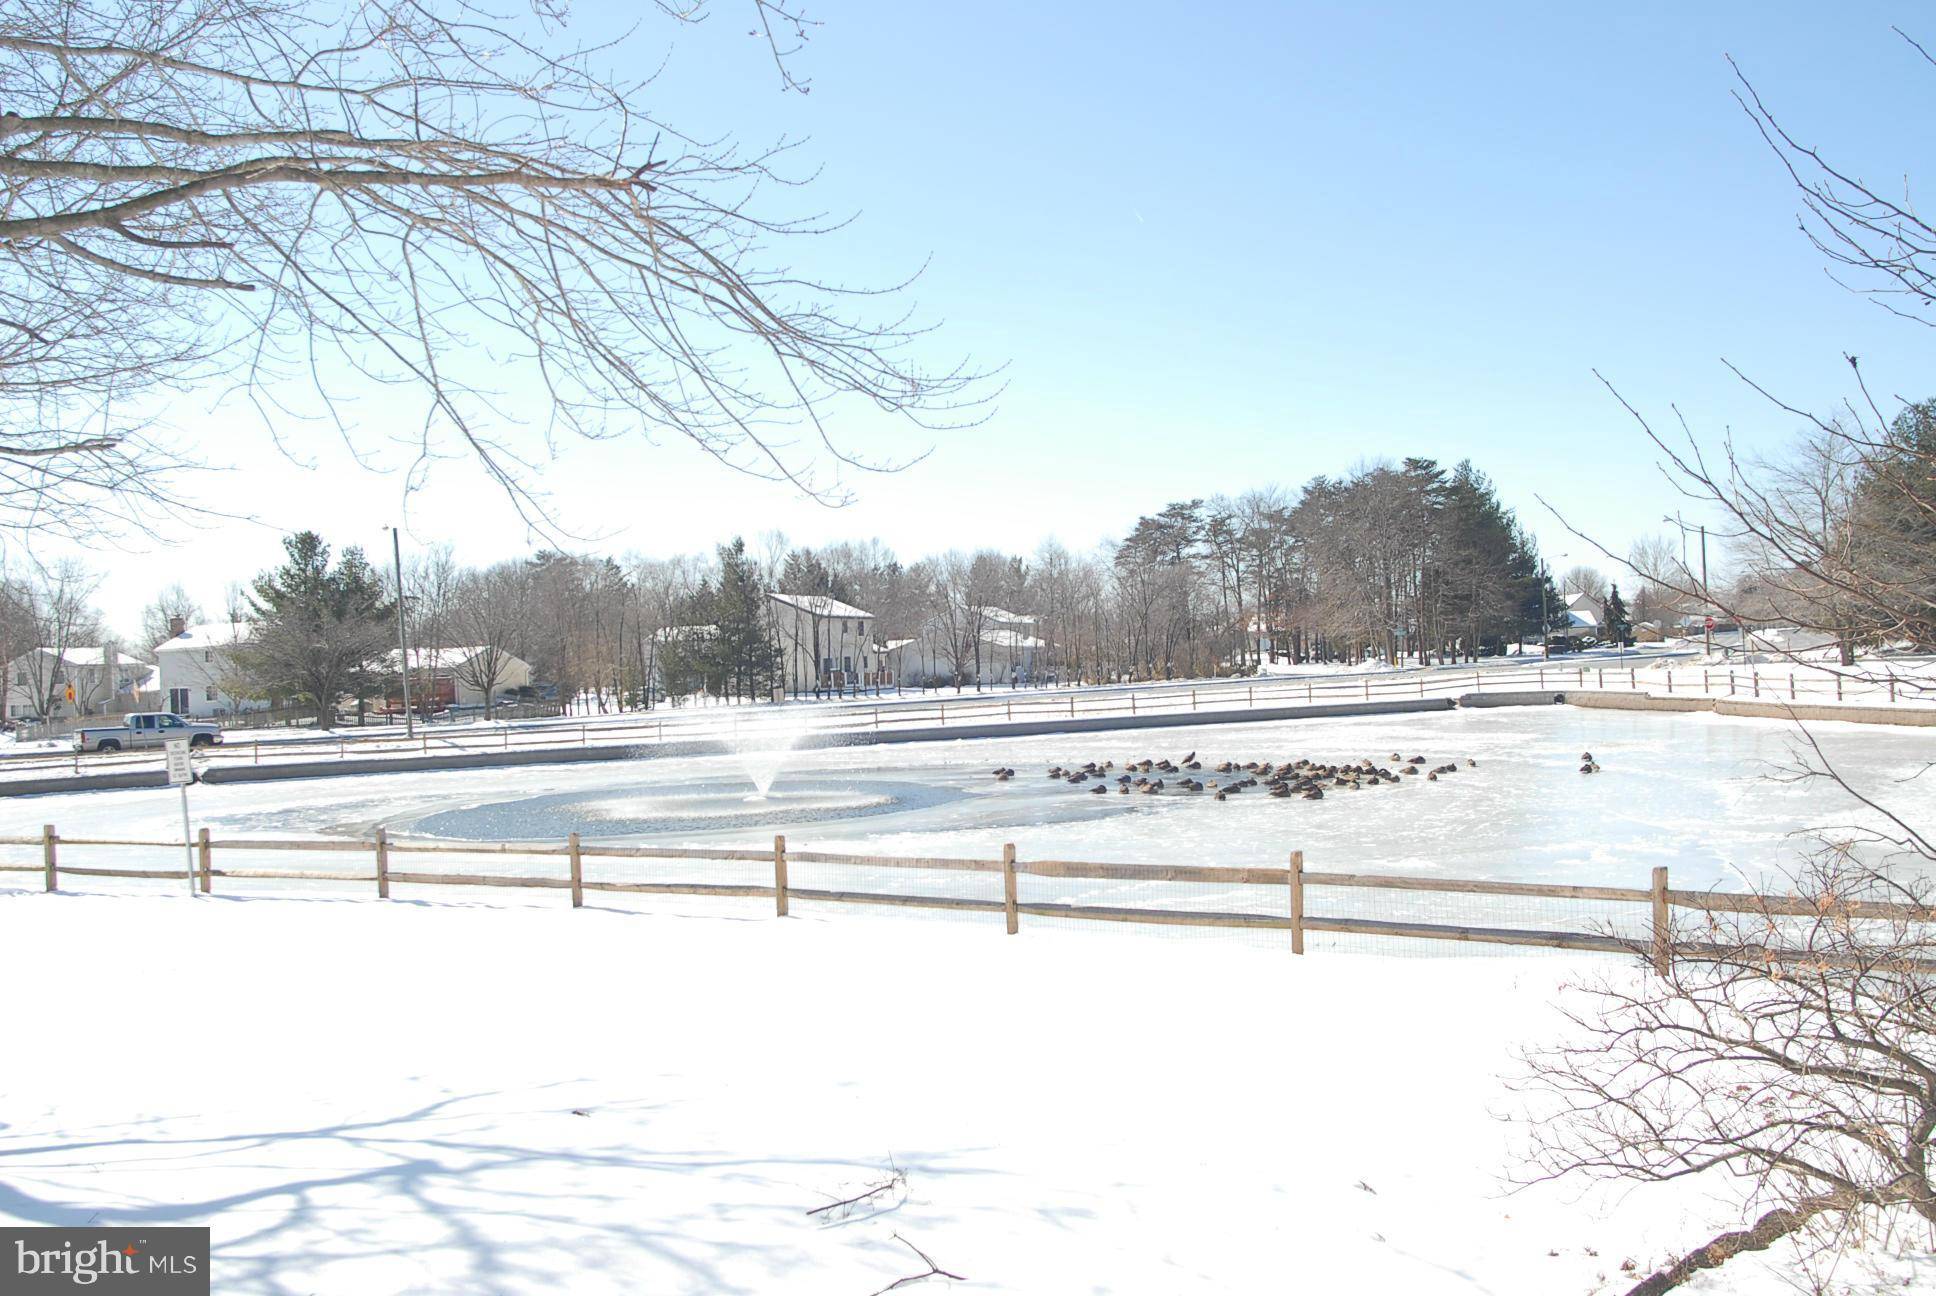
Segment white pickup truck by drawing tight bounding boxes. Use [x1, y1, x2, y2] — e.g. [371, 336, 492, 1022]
[74, 712, 224, 753]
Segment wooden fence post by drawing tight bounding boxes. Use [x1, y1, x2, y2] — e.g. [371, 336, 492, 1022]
[1289, 850, 1305, 955]
[568, 831, 583, 909]
[773, 834, 789, 916]
[1650, 866, 1670, 976]
[1665, 671, 1673, 694]
[375, 827, 390, 899]
[197, 827, 211, 894]
[42, 823, 56, 892]
[1002, 843, 1018, 935]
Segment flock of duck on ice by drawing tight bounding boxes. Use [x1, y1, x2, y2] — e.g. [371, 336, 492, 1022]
[987, 747, 1604, 801]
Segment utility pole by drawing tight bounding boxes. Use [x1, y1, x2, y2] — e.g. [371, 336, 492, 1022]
[1540, 564, 1551, 660]
[386, 526, 415, 740]
[1700, 523, 1712, 658]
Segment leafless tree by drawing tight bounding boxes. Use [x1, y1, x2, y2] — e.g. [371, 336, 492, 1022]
[1520, 840, 1936, 1295]
[0, 0, 985, 538]
[16, 558, 103, 714]
[1560, 564, 1609, 604]
[137, 581, 202, 653]
[447, 559, 531, 718]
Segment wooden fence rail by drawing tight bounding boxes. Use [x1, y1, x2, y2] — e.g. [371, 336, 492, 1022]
[8, 827, 1932, 970]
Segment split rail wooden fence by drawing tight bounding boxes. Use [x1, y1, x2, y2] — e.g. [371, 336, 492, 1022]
[7, 827, 1924, 970]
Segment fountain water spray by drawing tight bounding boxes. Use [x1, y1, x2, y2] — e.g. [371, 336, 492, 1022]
[728, 710, 810, 799]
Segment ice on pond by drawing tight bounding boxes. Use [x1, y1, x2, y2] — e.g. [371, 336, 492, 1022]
[8, 707, 1932, 897]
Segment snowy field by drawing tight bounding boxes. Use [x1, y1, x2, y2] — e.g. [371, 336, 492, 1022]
[5, 891, 1932, 1295]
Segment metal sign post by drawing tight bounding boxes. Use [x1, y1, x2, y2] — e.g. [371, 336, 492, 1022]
[165, 739, 196, 897]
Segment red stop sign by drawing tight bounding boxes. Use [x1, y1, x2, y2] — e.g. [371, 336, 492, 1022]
[1704, 615, 1715, 631]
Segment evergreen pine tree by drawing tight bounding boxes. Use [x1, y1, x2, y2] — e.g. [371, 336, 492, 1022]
[1604, 583, 1633, 646]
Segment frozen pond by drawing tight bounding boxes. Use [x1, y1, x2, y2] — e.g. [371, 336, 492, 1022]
[7, 707, 1931, 900]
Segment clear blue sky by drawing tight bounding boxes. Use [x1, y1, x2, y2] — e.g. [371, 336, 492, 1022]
[53, 1, 1936, 631]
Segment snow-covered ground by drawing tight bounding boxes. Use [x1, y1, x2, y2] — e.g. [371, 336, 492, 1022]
[5, 890, 1931, 1295]
[5, 707, 1934, 1292]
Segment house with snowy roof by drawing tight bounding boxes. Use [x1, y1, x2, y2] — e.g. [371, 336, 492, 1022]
[4, 644, 155, 720]
[767, 592, 888, 694]
[386, 646, 533, 711]
[896, 606, 1047, 688]
[1561, 591, 1602, 634]
[153, 617, 265, 717]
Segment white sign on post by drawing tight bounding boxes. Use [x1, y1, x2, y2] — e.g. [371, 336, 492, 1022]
[165, 739, 196, 895]
[164, 738, 194, 787]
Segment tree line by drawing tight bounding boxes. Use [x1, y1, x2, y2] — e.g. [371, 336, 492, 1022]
[10, 455, 1667, 724]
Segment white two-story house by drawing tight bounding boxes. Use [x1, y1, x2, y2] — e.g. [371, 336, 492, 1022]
[153, 618, 265, 718]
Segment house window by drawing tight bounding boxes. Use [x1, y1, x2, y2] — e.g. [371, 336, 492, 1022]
[11, 669, 21, 686]
[204, 649, 212, 663]
[205, 686, 217, 702]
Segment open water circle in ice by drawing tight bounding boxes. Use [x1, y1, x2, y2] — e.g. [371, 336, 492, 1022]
[410, 776, 967, 840]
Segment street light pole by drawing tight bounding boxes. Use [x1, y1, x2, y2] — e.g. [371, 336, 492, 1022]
[386, 526, 414, 739]
[1540, 564, 1550, 661]
[1700, 523, 1712, 658]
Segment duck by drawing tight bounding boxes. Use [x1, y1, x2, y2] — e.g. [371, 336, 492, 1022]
[994, 768, 1013, 781]
[1090, 784, 1107, 794]
[1580, 752, 1593, 763]
[1181, 751, 1196, 764]
[1213, 790, 1228, 801]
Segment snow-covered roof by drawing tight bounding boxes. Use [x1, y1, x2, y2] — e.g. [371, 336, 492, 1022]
[14, 645, 151, 668]
[982, 607, 1035, 627]
[982, 628, 1045, 649]
[768, 592, 873, 620]
[1563, 608, 1600, 630]
[154, 622, 253, 654]
[878, 637, 918, 653]
[387, 646, 522, 672]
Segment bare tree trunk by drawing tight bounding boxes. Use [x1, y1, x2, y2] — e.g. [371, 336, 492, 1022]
[1627, 1196, 1844, 1296]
